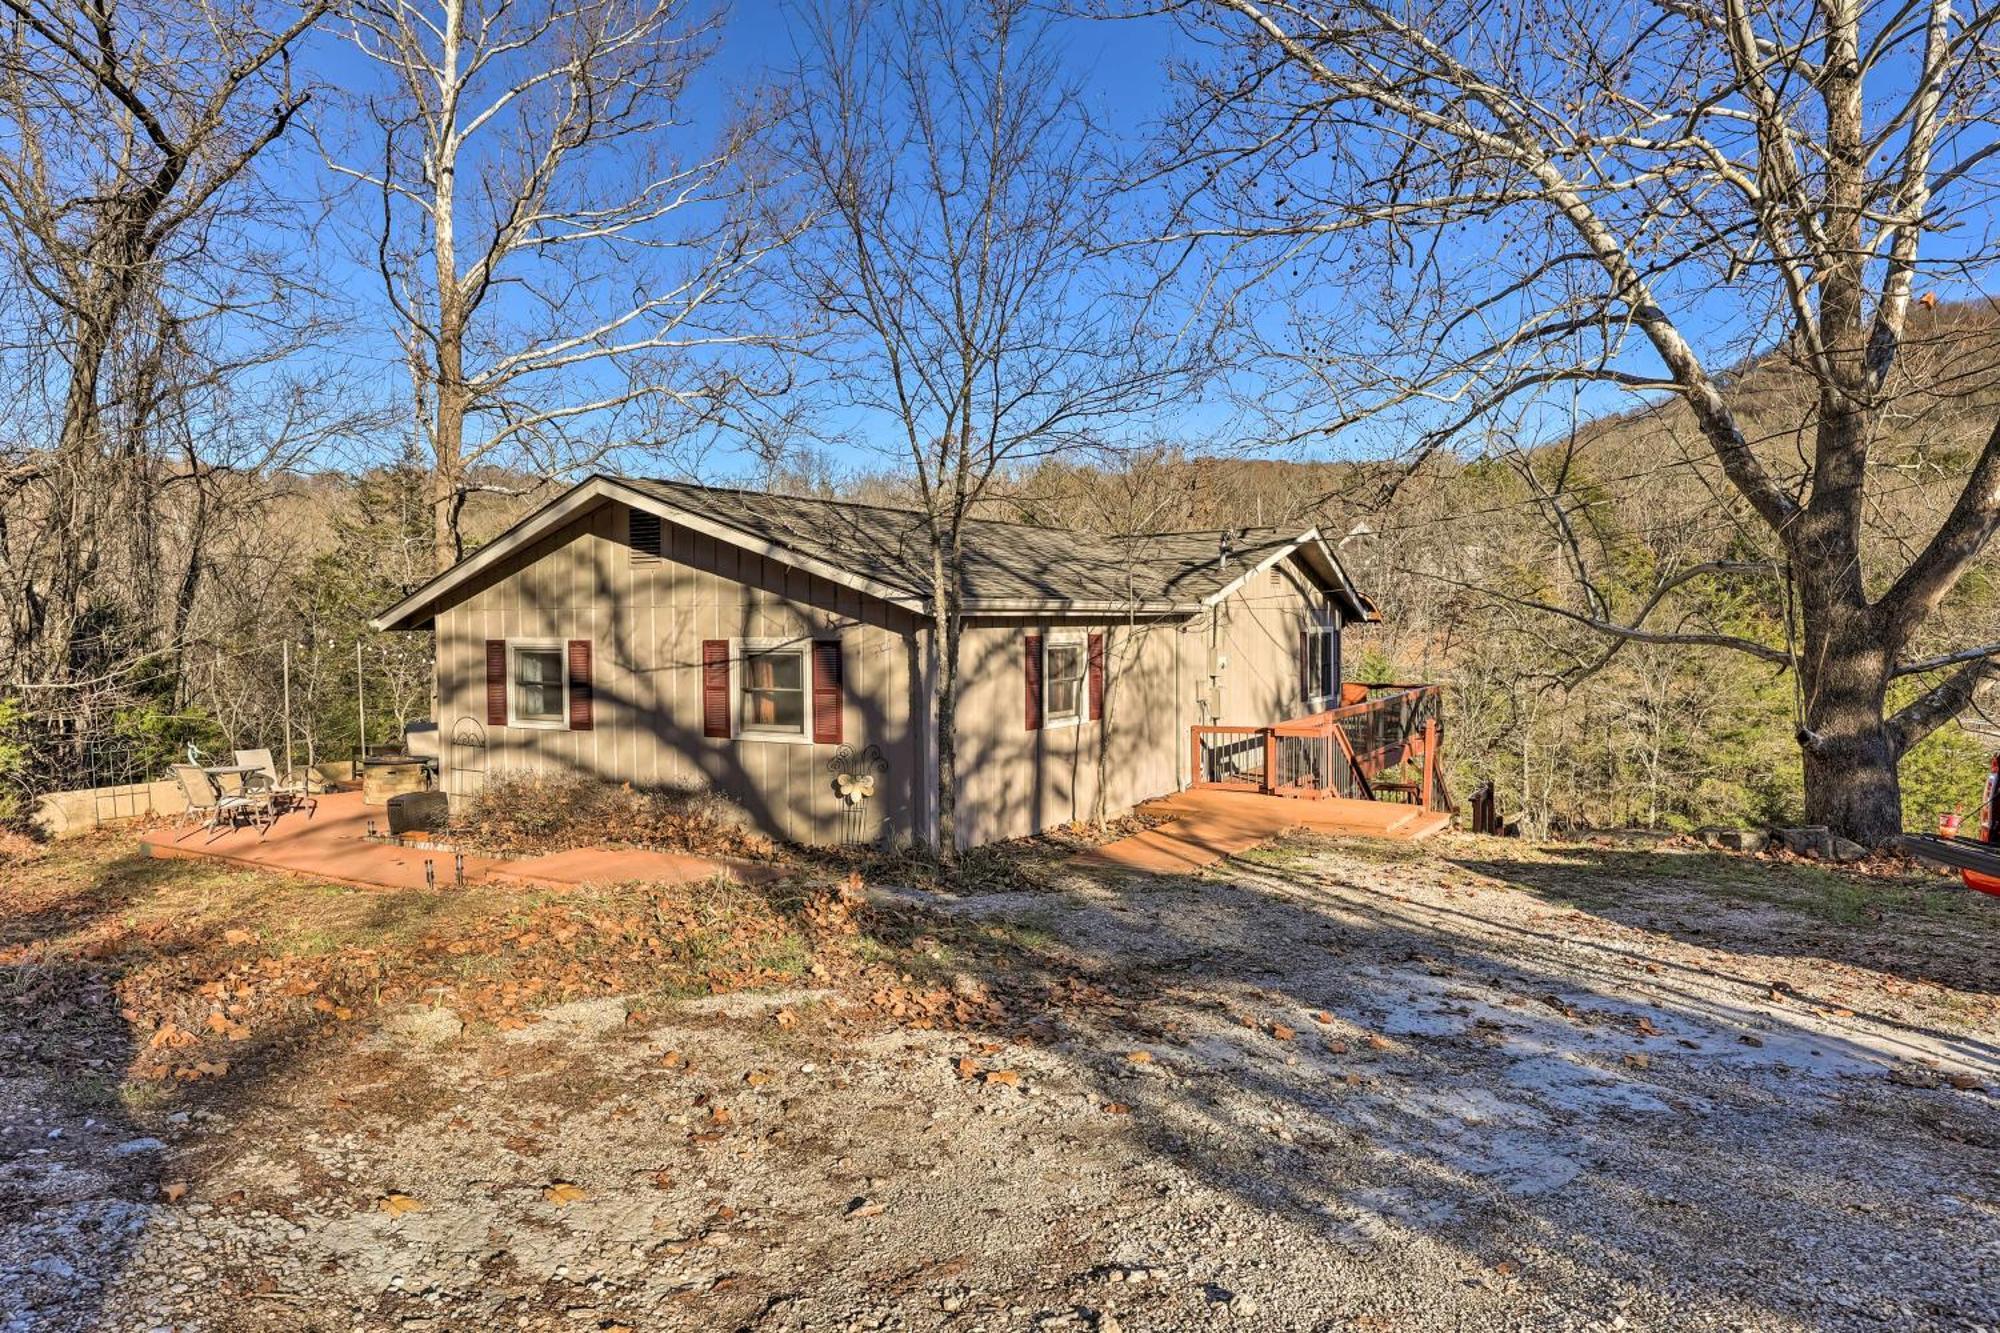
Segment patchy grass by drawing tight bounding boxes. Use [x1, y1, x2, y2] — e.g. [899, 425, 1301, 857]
[1423, 833, 2000, 1005]
[1454, 838, 1987, 928]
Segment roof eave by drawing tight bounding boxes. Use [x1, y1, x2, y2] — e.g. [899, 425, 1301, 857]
[1191, 527, 1378, 623]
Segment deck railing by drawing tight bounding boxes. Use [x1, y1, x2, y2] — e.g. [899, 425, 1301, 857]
[1192, 683, 1445, 808]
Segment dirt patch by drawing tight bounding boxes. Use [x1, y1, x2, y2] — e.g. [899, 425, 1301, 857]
[2, 831, 1995, 1331]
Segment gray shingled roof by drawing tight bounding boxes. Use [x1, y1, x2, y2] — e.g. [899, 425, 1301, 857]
[372, 474, 1373, 632]
[621, 477, 1313, 607]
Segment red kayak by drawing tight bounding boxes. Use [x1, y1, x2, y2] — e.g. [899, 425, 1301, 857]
[1906, 757, 2000, 896]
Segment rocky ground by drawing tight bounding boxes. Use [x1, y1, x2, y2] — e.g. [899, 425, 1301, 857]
[2, 832, 1997, 1331]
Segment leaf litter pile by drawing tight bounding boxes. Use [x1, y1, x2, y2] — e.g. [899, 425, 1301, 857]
[0, 838, 878, 1098]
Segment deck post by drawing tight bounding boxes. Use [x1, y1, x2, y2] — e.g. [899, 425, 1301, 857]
[1190, 728, 1202, 790]
[1263, 729, 1277, 795]
[1420, 716, 1438, 812]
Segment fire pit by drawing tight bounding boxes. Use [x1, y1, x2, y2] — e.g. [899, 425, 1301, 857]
[361, 755, 431, 806]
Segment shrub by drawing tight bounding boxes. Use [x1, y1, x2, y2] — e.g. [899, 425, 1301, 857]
[451, 771, 775, 860]
[0, 697, 25, 827]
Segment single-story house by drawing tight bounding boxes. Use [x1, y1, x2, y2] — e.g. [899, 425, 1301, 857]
[371, 475, 1377, 849]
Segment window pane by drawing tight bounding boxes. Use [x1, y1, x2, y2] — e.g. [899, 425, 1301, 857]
[745, 651, 802, 692]
[517, 648, 562, 685]
[742, 647, 806, 733]
[515, 648, 564, 721]
[1047, 642, 1085, 718]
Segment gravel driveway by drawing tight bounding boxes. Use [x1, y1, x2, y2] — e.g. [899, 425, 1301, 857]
[4, 834, 1996, 1331]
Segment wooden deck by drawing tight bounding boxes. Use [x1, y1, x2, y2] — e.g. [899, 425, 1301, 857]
[1077, 787, 1449, 875]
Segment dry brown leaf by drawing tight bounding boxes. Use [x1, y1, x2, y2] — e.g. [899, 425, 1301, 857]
[1312, 1010, 1334, 1025]
[1271, 1023, 1296, 1041]
[981, 1069, 1020, 1088]
[954, 1057, 980, 1080]
[1125, 1050, 1153, 1064]
[161, 1181, 188, 1203]
[379, 1193, 423, 1216]
[543, 1183, 589, 1206]
[223, 928, 255, 945]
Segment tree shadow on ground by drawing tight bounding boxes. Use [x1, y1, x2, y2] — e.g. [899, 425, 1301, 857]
[0, 860, 166, 1330]
[1443, 842, 2000, 999]
[865, 838, 2000, 1328]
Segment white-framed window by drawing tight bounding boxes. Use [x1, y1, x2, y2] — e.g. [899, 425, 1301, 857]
[1044, 633, 1087, 727]
[508, 640, 569, 728]
[738, 639, 810, 740]
[1305, 625, 1338, 704]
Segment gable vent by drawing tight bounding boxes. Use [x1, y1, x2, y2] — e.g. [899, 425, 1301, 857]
[629, 509, 662, 564]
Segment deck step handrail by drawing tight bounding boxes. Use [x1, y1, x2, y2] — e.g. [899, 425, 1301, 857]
[1191, 684, 1443, 809]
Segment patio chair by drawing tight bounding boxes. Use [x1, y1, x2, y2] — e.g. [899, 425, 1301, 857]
[234, 748, 320, 818]
[170, 764, 263, 838]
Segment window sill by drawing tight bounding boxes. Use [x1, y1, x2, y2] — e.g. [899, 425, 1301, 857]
[736, 729, 816, 747]
[1044, 714, 1086, 730]
[506, 718, 570, 731]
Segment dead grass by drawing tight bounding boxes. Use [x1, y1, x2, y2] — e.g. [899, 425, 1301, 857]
[0, 832, 863, 1114]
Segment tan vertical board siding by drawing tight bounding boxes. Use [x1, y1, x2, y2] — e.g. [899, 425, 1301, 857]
[1214, 555, 1328, 721]
[430, 501, 922, 846]
[950, 615, 1190, 847]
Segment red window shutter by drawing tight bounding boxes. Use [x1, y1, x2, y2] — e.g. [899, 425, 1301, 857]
[1087, 632, 1105, 721]
[1024, 633, 1043, 731]
[812, 640, 843, 744]
[567, 640, 593, 730]
[485, 640, 507, 726]
[702, 640, 730, 738]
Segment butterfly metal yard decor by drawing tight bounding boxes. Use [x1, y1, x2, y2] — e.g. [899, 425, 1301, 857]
[827, 744, 891, 845]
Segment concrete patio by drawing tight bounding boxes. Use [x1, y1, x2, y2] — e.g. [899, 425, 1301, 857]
[137, 789, 754, 891]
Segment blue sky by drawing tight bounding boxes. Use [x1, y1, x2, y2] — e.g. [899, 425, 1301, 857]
[257, 1, 1992, 490]
[276, 1, 1206, 486]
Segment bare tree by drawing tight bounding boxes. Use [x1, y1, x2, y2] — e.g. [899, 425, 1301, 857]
[0, 0, 333, 752]
[1157, 0, 2000, 842]
[340, 0, 793, 570]
[778, 0, 1205, 860]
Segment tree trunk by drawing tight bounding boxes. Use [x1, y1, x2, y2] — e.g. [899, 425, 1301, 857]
[1808, 648, 1896, 836]
[431, 330, 467, 573]
[931, 545, 962, 868]
[1797, 609, 1903, 845]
